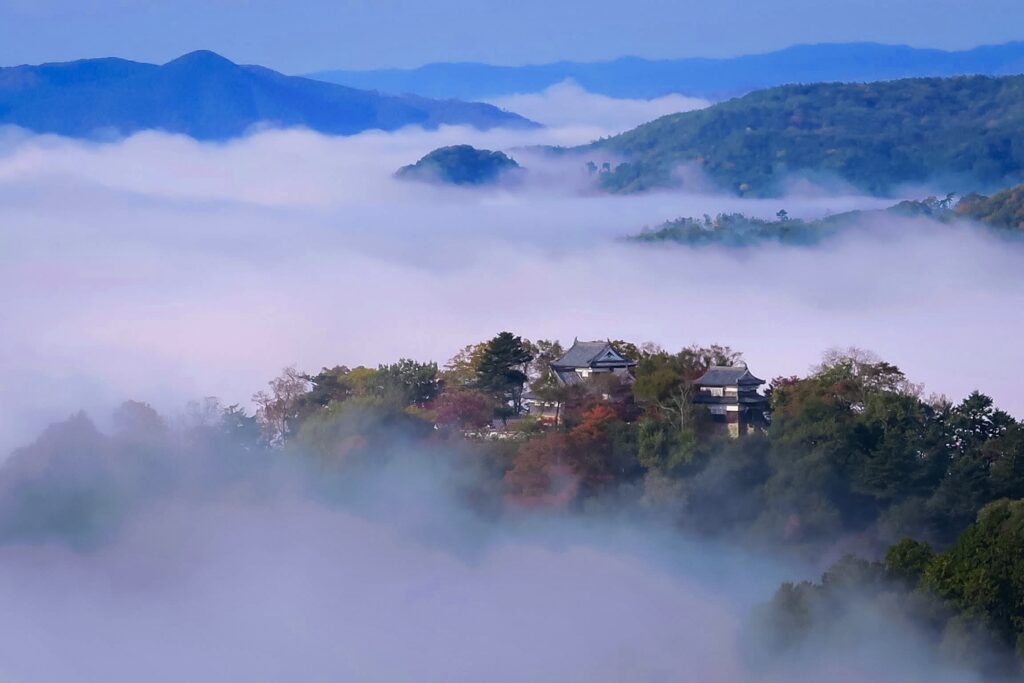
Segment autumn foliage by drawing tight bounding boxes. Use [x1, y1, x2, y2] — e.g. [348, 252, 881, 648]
[505, 404, 621, 507]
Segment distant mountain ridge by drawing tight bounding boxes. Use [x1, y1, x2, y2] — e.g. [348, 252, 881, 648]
[309, 42, 1024, 100]
[0, 50, 536, 140]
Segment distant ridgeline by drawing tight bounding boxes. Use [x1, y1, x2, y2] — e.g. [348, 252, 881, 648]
[576, 75, 1024, 197]
[0, 51, 537, 140]
[396, 145, 523, 186]
[629, 189, 1024, 247]
[310, 42, 1024, 100]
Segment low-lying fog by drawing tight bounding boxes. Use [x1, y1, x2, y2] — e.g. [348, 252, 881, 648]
[0, 88, 1016, 683]
[0, 419, 983, 683]
[486, 79, 711, 131]
[2, 117, 1019, 454]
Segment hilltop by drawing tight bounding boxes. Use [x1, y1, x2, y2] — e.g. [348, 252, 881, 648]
[575, 75, 1024, 196]
[0, 50, 536, 140]
[396, 145, 523, 185]
[310, 41, 1024, 100]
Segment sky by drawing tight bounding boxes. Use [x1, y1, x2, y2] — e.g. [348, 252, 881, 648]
[0, 0, 1022, 71]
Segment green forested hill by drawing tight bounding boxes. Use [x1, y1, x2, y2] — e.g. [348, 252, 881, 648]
[580, 76, 1024, 196]
[956, 183, 1024, 230]
[396, 145, 522, 185]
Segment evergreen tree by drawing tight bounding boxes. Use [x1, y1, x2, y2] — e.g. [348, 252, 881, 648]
[476, 332, 533, 422]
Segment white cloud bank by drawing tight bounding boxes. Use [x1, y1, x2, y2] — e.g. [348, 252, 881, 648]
[0, 123, 1019, 456]
[0, 110, 1012, 683]
[488, 79, 711, 132]
[0, 429, 982, 683]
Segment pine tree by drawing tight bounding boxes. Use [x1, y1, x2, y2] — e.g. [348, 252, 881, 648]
[476, 331, 533, 422]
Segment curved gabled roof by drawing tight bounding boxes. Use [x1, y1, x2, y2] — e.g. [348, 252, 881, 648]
[696, 364, 765, 387]
[551, 340, 636, 369]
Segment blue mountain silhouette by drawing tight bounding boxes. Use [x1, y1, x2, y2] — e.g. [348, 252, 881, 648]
[0, 50, 536, 140]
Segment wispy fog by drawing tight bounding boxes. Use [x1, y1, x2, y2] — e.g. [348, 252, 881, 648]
[0, 476, 759, 681]
[0, 416, 984, 683]
[0, 81, 1018, 680]
[487, 79, 711, 132]
[0, 117, 1020, 457]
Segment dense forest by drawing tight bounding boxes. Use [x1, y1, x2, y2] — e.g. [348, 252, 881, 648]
[575, 75, 1024, 197]
[4, 334, 1023, 676]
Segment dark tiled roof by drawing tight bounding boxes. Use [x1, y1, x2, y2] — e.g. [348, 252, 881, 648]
[552, 340, 635, 369]
[696, 365, 765, 387]
[554, 369, 584, 386]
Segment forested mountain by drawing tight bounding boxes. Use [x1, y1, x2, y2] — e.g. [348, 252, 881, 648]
[396, 145, 522, 185]
[0, 50, 536, 140]
[310, 42, 1024, 100]
[576, 75, 1024, 196]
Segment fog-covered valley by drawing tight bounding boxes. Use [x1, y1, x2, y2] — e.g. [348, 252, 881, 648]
[2, 67, 1024, 682]
[1, 119, 1019, 453]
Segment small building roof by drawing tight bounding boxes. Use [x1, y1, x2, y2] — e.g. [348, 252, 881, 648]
[696, 364, 765, 387]
[551, 340, 636, 370]
[554, 368, 585, 386]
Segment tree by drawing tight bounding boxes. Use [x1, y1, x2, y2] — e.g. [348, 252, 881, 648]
[632, 345, 736, 433]
[527, 339, 564, 384]
[433, 388, 494, 430]
[945, 391, 1013, 459]
[885, 538, 934, 586]
[504, 433, 575, 502]
[988, 424, 1024, 501]
[218, 404, 262, 449]
[566, 404, 619, 491]
[302, 366, 357, 408]
[112, 401, 167, 442]
[813, 347, 921, 408]
[636, 418, 696, 473]
[476, 332, 533, 421]
[442, 343, 488, 388]
[922, 499, 1024, 669]
[375, 358, 440, 407]
[252, 366, 311, 446]
[528, 339, 568, 423]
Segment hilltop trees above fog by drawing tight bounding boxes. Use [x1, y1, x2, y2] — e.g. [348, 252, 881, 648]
[2, 334, 1024, 676]
[756, 499, 1024, 677]
[629, 192, 1024, 248]
[9, 339, 1024, 555]
[396, 145, 523, 186]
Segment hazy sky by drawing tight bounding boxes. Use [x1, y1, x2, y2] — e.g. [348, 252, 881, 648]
[0, 0, 1021, 72]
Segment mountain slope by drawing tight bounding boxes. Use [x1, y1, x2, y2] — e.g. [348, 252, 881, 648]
[574, 75, 1024, 197]
[956, 184, 1024, 230]
[309, 42, 1024, 100]
[0, 50, 536, 140]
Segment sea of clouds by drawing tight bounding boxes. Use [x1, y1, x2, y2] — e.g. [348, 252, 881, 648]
[487, 79, 711, 131]
[0, 87, 1018, 681]
[1, 119, 1020, 454]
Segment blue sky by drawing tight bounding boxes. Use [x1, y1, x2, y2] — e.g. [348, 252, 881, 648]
[1, 0, 1021, 72]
